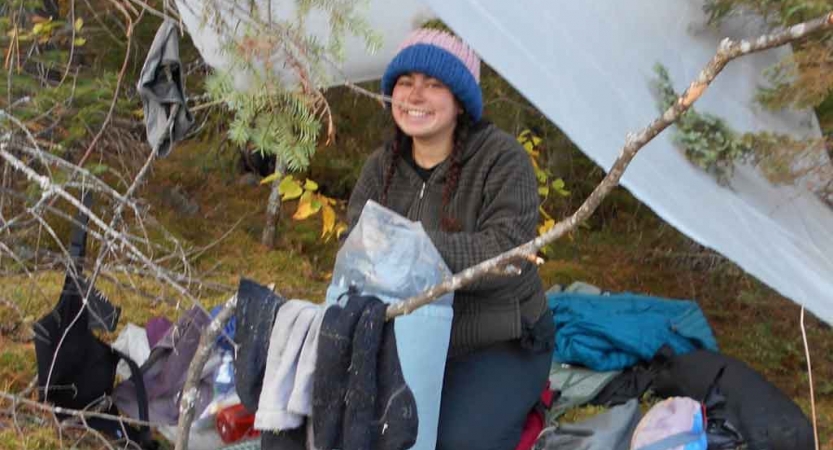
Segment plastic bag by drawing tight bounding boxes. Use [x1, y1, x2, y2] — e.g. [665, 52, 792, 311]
[326, 200, 453, 306]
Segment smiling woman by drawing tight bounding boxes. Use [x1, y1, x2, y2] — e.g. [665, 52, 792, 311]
[343, 28, 555, 450]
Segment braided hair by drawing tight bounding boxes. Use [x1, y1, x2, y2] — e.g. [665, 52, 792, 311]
[381, 113, 473, 232]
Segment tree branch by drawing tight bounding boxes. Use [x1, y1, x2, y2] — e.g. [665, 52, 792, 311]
[174, 294, 237, 450]
[385, 11, 833, 320]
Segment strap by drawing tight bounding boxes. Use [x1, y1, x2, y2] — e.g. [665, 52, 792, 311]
[113, 349, 151, 437]
[635, 430, 702, 450]
[69, 192, 93, 270]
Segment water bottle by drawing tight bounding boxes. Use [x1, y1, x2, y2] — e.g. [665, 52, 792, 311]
[213, 350, 235, 398]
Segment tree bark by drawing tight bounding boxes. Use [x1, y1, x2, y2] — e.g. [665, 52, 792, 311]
[261, 159, 286, 249]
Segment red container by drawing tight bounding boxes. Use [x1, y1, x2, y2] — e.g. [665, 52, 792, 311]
[216, 403, 260, 443]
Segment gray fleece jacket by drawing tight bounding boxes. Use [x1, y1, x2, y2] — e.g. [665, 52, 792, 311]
[346, 122, 548, 357]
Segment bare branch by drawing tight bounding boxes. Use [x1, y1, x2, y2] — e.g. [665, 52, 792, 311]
[0, 391, 158, 429]
[174, 294, 237, 450]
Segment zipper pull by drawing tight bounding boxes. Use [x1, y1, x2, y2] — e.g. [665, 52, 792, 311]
[419, 182, 426, 199]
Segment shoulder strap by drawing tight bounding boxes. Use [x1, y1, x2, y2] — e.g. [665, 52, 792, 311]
[635, 430, 703, 450]
[69, 192, 93, 273]
[112, 349, 152, 439]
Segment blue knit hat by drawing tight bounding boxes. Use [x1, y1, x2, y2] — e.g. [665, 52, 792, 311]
[381, 29, 483, 122]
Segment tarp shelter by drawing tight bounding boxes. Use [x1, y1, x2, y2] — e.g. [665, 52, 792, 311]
[176, 0, 833, 325]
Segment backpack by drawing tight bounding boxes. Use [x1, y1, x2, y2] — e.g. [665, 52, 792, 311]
[32, 193, 155, 448]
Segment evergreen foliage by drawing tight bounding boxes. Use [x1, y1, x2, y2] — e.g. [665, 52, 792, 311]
[200, 0, 381, 173]
[653, 64, 753, 185]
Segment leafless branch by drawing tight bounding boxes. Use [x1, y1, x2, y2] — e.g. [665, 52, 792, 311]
[174, 294, 237, 450]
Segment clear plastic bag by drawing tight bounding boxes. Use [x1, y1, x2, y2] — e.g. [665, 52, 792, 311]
[326, 200, 453, 306]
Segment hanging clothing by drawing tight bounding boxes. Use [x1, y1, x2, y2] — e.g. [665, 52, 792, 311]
[313, 294, 418, 450]
[138, 19, 194, 156]
[254, 300, 318, 431]
[550, 292, 718, 371]
[234, 279, 286, 414]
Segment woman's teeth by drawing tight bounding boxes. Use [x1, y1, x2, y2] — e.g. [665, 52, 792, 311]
[405, 109, 431, 117]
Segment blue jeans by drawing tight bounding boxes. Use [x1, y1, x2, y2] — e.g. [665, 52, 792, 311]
[436, 337, 552, 450]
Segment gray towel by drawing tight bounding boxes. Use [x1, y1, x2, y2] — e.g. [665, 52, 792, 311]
[138, 20, 194, 156]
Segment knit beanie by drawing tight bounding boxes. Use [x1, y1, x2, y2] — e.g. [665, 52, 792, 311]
[381, 28, 483, 122]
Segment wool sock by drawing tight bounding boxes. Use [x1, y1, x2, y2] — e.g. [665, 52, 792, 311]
[312, 295, 375, 449]
[373, 318, 419, 450]
[342, 299, 386, 450]
[234, 279, 285, 414]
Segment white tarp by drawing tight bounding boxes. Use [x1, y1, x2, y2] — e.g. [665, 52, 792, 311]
[175, 0, 434, 89]
[177, 0, 833, 324]
[420, 0, 833, 325]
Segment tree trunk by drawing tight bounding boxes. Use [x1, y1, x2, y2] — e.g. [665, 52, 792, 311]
[261, 160, 286, 249]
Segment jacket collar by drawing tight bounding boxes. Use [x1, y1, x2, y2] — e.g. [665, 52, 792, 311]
[390, 120, 494, 185]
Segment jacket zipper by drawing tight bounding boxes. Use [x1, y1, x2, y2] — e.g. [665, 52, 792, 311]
[415, 182, 427, 220]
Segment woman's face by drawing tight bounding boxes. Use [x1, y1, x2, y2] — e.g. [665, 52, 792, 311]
[391, 72, 461, 145]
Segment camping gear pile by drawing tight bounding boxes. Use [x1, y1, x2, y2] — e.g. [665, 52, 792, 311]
[536, 282, 815, 450]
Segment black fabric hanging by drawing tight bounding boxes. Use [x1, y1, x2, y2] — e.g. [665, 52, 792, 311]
[32, 193, 155, 448]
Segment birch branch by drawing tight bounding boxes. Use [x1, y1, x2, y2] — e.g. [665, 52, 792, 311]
[174, 294, 237, 450]
[0, 391, 157, 429]
[385, 11, 833, 320]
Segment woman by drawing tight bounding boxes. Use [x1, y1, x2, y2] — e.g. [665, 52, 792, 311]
[346, 28, 554, 450]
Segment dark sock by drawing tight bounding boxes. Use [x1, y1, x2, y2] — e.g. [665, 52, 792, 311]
[313, 295, 375, 449]
[343, 299, 386, 450]
[234, 279, 285, 413]
[373, 318, 419, 450]
[261, 425, 307, 450]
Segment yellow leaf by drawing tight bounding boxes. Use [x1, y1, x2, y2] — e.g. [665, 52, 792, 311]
[293, 192, 323, 220]
[303, 179, 319, 192]
[293, 192, 315, 220]
[321, 204, 336, 238]
[32, 23, 44, 35]
[279, 176, 303, 200]
[73, 37, 86, 47]
[538, 219, 555, 236]
[74, 18, 84, 32]
[260, 172, 280, 185]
